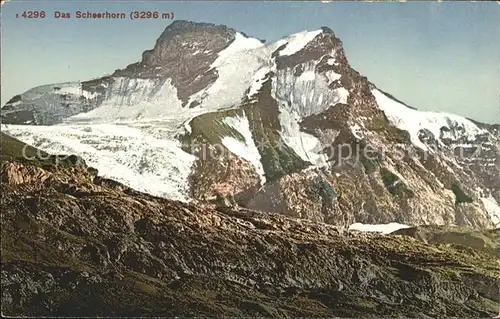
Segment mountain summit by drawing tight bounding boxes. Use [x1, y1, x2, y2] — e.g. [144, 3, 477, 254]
[113, 20, 244, 104]
[2, 20, 499, 229]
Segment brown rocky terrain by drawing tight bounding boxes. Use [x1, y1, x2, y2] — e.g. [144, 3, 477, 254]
[1, 134, 499, 317]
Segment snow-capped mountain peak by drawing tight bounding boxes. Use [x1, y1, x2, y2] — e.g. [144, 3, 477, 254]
[2, 20, 499, 229]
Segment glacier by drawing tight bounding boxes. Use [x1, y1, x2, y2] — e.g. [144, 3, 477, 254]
[2, 122, 196, 202]
[186, 32, 269, 111]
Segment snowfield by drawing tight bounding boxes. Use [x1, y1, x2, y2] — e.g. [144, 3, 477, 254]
[348, 222, 411, 234]
[278, 106, 329, 167]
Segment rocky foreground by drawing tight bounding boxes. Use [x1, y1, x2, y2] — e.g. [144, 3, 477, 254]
[1, 134, 499, 317]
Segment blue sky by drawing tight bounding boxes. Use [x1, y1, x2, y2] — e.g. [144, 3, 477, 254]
[1, 1, 499, 123]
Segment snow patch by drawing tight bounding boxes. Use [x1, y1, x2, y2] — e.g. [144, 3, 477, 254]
[327, 58, 336, 66]
[247, 67, 270, 99]
[278, 30, 323, 56]
[335, 87, 349, 104]
[323, 70, 342, 83]
[183, 119, 192, 134]
[6, 100, 22, 107]
[298, 70, 316, 82]
[278, 107, 329, 167]
[212, 32, 264, 63]
[222, 114, 266, 184]
[348, 222, 411, 234]
[480, 196, 500, 227]
[3, 123, 196, 202]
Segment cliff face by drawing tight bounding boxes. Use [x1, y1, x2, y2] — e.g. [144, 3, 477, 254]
[1, 136, 499, 317]
[2, 21, 499, 230]
[113, 21, 240, 105]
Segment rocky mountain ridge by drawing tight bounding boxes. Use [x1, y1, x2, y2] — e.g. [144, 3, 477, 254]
[1, 20, 499, 229]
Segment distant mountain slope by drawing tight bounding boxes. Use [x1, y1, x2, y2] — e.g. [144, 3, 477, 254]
[2, 20, 499, 229]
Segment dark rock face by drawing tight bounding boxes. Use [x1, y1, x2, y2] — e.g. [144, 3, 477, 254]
[1, 152, 499, 317]
[141, 20, 235, 68]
